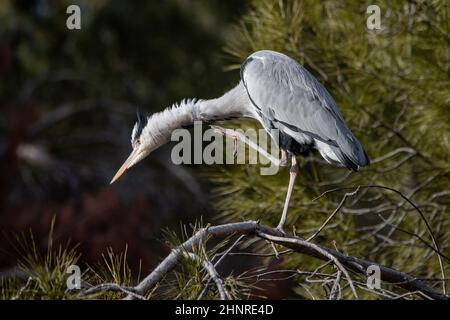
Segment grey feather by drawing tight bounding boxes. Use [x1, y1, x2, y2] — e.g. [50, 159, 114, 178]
[241, 50, 369, 170]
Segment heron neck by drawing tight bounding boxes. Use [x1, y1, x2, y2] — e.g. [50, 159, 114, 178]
[193, 81, 254, 122]
[139, 82, 253, 151]
[139, 100, 195, 152]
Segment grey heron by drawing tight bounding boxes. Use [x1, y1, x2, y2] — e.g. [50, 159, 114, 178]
[111, 50, 369, 231]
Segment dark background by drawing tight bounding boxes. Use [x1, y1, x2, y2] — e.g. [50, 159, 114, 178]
[0, 0, 245, 274]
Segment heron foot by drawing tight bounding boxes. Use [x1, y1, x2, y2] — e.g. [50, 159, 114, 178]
[275, 225, 288, 236]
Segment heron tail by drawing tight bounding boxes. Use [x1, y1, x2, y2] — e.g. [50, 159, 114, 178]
[333, 140, 370, 171]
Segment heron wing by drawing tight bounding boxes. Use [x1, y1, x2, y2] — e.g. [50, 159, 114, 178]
[241, 50, 369, 168]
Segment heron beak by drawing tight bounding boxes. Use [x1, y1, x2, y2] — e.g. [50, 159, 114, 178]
[110, 148, 141, 184]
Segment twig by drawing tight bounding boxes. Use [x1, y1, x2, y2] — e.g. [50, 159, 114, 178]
[12, 277, 33, 300]
[307, 186, 360, 241]
[226, 249, 292, 257]
[377, 214, 450, 263]
[198, 235, 245, 300]
[257, 232, 359, 299]
[184, 252, 230, 300]
[370, 147, 416, 164]
[314, 184, 447, 295]
[83, 283, 145, 300]
[329, 271, 342, 300]
[212, 235, 246, 267]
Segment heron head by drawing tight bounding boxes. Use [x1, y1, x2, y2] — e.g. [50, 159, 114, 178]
[110, 111, 153, 184]
[110, 101, 194, 184]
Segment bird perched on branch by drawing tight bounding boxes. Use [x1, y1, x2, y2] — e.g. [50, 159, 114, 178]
[111, 50, 369, 231]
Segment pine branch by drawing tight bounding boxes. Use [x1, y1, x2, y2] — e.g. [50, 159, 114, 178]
[86, 221, 449, 300]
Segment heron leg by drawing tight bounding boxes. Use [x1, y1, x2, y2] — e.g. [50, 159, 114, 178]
[279, 149, 289, 167]
[276, 155, 298, 231]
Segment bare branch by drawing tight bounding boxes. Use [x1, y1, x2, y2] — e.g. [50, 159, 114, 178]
[83, 283, 145, 300]
[198, 234, 246, 300]
[313, 184, 448, 294]
[370, 147, 416, 164]
[183, 252, 230, 300]
[307, 186, 360, 241]
[257, 232, 358, 298]
[118, 220, 448, 300]
[329, 271, 342, 300]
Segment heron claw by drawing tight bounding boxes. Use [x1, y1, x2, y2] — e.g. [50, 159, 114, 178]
[275, 225, 288, 237]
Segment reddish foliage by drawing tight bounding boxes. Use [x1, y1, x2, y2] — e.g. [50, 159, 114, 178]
[1, 187, 158, 274]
